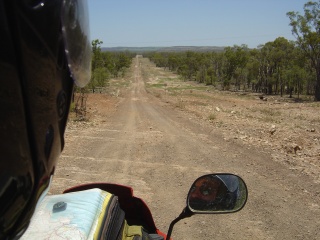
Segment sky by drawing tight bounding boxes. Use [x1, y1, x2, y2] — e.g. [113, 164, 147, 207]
[88, 0, 307, 49]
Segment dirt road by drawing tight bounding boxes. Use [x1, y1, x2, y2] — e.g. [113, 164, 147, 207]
[50, 56, 320, 240]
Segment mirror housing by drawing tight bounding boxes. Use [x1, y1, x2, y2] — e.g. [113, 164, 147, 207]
[187, 174, 247, 214]
[166, 173, 248, 239]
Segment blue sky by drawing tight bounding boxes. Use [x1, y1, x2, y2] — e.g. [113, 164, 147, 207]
[88, 1, 307, 48]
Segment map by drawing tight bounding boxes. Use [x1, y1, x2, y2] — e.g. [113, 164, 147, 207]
[21, 188, 112, 239]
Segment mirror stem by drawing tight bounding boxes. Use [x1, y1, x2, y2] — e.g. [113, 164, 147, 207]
[166, 207, 193, 240]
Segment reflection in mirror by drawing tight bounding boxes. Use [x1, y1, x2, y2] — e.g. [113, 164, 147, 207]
[187, 174, 247, 213]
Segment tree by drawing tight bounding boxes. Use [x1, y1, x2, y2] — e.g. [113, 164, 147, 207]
[287, 1, 320, 100]
[284, 65, 307, 98]
[176, 51, 200, 81]
[114, 52, 132, 77]
[223, 45, 249, 90]
[91, 67, 109, 92]
[168, 53, 181, 72]
[91, 39, 104, 71]
[246, 49, 260, 91]
[269, 37, 295, 96]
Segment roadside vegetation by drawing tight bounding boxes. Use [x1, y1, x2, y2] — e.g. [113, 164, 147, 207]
[144, 1, 320, 102]
[72, 39, 133, 119]
[73, 1, 320, 121]
[87, 39, 134, 93]
[81, 1, 320, 102]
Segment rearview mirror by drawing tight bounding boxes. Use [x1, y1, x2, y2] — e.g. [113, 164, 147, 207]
[187, 174, 247, 213]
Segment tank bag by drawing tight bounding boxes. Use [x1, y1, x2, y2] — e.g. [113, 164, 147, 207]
[21, 188, 159, 240]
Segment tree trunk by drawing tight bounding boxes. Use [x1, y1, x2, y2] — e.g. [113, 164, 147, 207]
[268, 83, 273, 95]
[313, 61, 320, 101]
[315, 72, 320, 100]
[289, 87, 293, 98]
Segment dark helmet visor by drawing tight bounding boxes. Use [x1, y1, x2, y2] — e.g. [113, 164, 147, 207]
[61, 0, 91, 87]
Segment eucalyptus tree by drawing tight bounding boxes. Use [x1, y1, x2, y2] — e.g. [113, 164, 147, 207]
[168, 53, 182, 72]
[259, 42, 276, 94]
[287, 0, 320, 100]
[205, 52, 224, 86]
[150, 52, 168, 69]
[246, 49, 261, 91]
[283, 65, 307, 98]
[269, 37, 295, 96]
[101, 52, 115, 77]
[223, 45, 249, 90]
[112, 52, 132, 77]
[257, 38, 294, 95]
[195, 53, 212, 84]
[91, 39, 104, 72]
[88, 39, 132, 92]
[177, 51, 201, 81]
[284, 47, 309, 98]
[85, 39, 105, 92]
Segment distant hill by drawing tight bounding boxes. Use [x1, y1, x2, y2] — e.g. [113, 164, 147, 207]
[102, 46, 225, 53]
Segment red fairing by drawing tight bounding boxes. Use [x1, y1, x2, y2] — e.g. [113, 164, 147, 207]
[63, 183, 167, 238]
[156, 229, 169, 239]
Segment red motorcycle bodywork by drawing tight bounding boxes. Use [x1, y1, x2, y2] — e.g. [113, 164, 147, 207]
[63, 183, 168, 239]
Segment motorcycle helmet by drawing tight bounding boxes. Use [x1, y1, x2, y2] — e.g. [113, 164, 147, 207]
[188, 175, 226, 211]
[0, 0, 91, 238]
[215, 174, 240, 210]
[188, 174, 240, 212]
